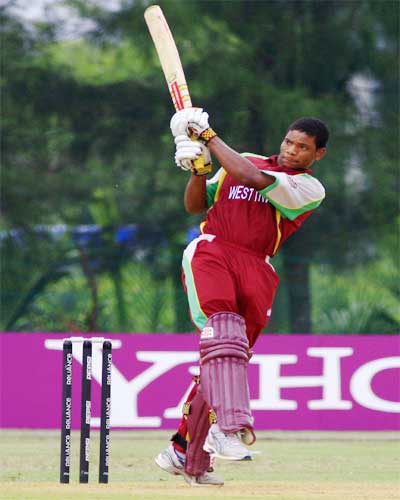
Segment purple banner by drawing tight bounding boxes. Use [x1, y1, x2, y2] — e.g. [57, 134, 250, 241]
[1, 333, 399, 430]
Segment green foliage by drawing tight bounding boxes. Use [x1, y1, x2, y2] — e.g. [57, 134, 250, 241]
[312, 246, 400, 334]
[11, 270, 92, 332]
[1, 1, 399, 333]
[0, 232, 75, 330]
[44, 38, 153, 85]
[11, 261, 176, 333]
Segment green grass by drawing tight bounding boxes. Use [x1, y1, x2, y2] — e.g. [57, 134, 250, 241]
[1, 430, 399, 499]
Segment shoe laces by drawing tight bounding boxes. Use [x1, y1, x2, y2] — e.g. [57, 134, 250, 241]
[212, 428, 242, 447]
[227, 433, 244, 447]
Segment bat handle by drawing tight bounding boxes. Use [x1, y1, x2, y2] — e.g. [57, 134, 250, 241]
[188, 129, 210, 175]
[192, 155, 207, 173]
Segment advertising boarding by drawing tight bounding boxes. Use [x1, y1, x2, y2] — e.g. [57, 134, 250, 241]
[0, 333, 399, 430]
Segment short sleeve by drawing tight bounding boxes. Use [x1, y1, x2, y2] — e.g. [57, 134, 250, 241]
[258, 171, 325, 220]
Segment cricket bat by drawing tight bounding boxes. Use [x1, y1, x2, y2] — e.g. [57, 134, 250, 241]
[144, 4, 192, 111]
[144, 5, 206, 172]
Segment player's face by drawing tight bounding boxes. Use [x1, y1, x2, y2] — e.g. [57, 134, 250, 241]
[278, 130, 326, 170]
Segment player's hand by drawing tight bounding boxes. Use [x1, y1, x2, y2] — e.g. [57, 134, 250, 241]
[174, 135, 201, 170]
[170, 108, 200, 137]
[174, 135, 212, 175]
[171, 108, 215, 144]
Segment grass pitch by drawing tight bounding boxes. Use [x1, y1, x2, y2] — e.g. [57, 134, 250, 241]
[0, 430, 399, 500]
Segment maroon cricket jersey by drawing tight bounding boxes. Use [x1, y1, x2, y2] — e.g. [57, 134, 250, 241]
[200, 154, 325, 257]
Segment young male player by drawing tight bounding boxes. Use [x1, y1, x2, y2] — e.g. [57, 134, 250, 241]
[155, 108, 329, 486]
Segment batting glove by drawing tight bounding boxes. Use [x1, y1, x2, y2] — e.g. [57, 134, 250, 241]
[174, 135, 212, 175]
[170, 108, 217, 145]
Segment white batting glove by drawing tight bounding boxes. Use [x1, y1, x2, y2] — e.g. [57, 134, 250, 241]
[170, 108, 210, 138]
[188, 109, 210, 138]
[170, 108, 198, 137]
[174, 135, 212, 175]
[174, 135, 201, 171]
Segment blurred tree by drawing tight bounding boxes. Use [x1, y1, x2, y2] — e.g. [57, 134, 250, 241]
[1, 0, 398, 333]
[84, 0, 397, 332]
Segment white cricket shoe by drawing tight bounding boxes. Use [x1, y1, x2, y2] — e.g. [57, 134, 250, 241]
[203, 423, 252, 460]
[155, 444, 185, 476]
[184, 471, 224, 487]
[155, 444, 224, 486]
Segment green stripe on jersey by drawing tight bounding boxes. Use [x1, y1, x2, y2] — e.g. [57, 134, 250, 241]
[206, 182, 218, 208]
[206, 168, 226, 207]
[182, 252, 208, 330]
[264, 196, 323, 219]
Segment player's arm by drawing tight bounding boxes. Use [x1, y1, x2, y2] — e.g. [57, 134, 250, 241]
[184, 175, 207, 214]
[207, 137, 275, 189]
[170, 108, 274, 190]
[172, 135, 209, 213]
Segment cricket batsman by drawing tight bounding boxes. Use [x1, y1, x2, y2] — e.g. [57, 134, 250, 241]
[155, 108, 329, 486]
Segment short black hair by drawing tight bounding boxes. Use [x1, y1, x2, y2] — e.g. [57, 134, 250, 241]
[287, 117, 329, 149]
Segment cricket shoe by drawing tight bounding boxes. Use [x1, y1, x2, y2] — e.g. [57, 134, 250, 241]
[184, 471, 224, 487]
[203, 423, 252, 460]
[155, 444, 185, 476]
[155, 444, 223, 486]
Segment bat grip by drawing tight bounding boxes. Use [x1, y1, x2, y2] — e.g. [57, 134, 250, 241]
[192, 155, 206, 172]
[188, 128, 208, 174]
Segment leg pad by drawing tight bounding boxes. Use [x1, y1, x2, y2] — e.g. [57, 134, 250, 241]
[200, 312, 254, 436]
[184, 391, 212, 477]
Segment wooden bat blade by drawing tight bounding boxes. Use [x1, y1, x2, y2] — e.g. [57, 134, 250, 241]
[144, 5, 192, 110]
